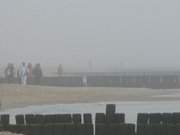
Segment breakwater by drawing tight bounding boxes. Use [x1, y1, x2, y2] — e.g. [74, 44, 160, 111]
[0, 104, 180, 135]
[1, 72, 180, 88]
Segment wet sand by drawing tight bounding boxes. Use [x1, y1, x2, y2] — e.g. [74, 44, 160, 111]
[0, 84, 180, 110]
[0, 132, 22, 135]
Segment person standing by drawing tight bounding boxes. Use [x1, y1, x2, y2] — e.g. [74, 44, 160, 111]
[17, 68, 21, 84]
[19, 62, 27, 85]
[82, 75, 87, 87]
[4, 63, 15, 83]
[27, 62, 33, 84]
[32, 63, 43, 85]
[57, 64, 63, 76]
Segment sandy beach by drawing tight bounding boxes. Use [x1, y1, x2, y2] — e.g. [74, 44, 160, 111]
[0, 84, 180, 110]
[0, 132, 22, 135]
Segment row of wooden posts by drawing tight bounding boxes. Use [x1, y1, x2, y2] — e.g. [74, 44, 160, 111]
[0, 104, 180, 135]
[1, 75, 180, 88]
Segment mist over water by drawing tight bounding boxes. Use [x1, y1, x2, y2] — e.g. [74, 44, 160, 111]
[0, 0, 180, 72]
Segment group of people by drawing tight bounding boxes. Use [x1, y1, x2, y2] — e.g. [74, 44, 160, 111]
[4, 62, 43, 85]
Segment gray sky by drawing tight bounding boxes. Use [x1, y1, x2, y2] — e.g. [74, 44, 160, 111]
[0, 0, 180, 71]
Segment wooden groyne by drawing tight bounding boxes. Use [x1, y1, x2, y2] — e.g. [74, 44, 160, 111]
[1, 72, 180, 89]
[0, 104, 180, 135]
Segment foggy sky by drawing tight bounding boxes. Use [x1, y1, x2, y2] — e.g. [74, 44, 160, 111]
[0, 0, 180, 71]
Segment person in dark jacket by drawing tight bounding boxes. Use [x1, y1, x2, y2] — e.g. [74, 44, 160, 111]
[27, 62, 33, 84]
[4, 63, 15, 83]
[32, 63, 43, 85]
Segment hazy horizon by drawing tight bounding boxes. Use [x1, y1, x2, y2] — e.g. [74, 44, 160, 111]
[0, 0, 180, 71]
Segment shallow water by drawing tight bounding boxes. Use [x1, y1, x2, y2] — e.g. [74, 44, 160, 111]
[1, 101, 180, 124]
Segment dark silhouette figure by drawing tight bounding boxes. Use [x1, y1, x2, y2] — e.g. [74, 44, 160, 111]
[57, 64, 63, 76]
[32, 63, 43, 85]
[4, 63, 15, 83]
[17, 68, 21, 84]
[27, 62, 33, 84]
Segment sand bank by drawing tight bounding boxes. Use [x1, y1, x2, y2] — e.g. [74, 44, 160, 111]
[0, 84, 180, 110]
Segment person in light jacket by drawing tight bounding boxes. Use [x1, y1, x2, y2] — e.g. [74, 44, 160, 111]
[19, 62, 28, 85]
